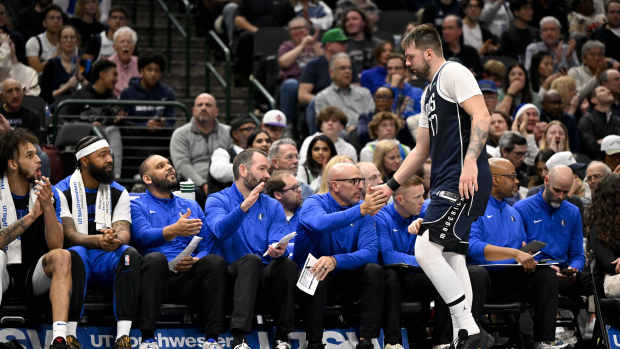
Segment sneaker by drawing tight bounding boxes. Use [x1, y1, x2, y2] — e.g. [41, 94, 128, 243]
[50, 337, 68, 349]
[232, 338, 251, 349]
[114, 335, 132, 349]
[535, 339, 569, 349]
[455, 329, 495, 349]
[385, 344, 404, 349]
[203, 339, 223, 349]
[66, 336, 81, 349]
[274, 340, 291, 349]
[356, 339, 373, 349]
[139, 339, 159, 349]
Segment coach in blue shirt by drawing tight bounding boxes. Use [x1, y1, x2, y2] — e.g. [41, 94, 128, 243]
[130, 155, 226, 349]
[204, 149, 298, 349]
[468, 158, 560, 347]
[514, 164, 591, 298]
[265, 171, 303, 257]
[294, 162, 387, 349]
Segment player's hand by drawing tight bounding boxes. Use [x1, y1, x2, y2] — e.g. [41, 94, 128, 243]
[407, 218, 423, 235]
[174, 256, 198, 272]
[371, 183, 393, 200]
[360, 188, 388, 216]
[240, 182, 264, 212]
[98, 231, 122, 251]
[0, 112, 11, 131]
[611, 257, 620, 274]
[310, 256, 336, 281]
[267, 243, 287, 258]
[514, 249, 536, 272]
[173, 208, 202, 237]
[459, 158, 478, 199]
[34, 177, 54, 210]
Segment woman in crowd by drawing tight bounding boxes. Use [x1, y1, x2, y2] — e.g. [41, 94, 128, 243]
[70, 0, 105, 53]
[527, 149, 555, 188]
[551, 76, 580, 116]
[373, 139, 402, 182]
[339, 8, 382, 74]
[538, 120, 570, 152]
[496, 63, 534, 116]
[247, 129, 273, 153]
[299, 106, 357, 165]
[487, 110, 511, 147]
[298, 134, 336, 192]
[360, 111, 409, 162]
[317, 155, 354, 194]
[511, 103, 542, 166]
[529, 51, 565, 104]
[40, 25, 86, 104]
[289, 0, 334, 31]
[360, 40, 394, 94]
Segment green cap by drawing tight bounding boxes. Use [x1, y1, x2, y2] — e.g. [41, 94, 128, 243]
[321, 28, 349, 44]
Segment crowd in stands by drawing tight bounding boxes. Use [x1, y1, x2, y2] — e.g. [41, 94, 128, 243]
[1, 0, 620, 349]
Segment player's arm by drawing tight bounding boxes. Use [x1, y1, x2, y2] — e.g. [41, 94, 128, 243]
[61, 217, 101, 248]
[393, 126, 430, 185]
[0, 215, 37, 249]
[459, 94, 491, 198]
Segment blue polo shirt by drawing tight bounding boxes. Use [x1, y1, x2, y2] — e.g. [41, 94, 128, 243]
[376, 200, 428, 267]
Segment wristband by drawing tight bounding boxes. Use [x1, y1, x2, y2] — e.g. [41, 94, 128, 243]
[387, 177, 400, 191]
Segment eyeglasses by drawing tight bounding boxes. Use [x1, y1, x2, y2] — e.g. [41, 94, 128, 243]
[493, 173, 518, 179]
[331, 177, 365, 185]
[281, 184, 301, 192]
[585, 174, 605, 182]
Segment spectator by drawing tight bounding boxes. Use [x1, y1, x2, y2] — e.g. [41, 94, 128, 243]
[299, 106, 358, 165]
[421, 0, 462, 27]
[531, 0, 570, 38]
[481, 59, 506, 88]
[600, 69, 620, 111]
[204, 149, 298, 349]
[40, 25, 86, 104]
[131, 155, 227, 349]
[209, 117, 257, 195]
[524, 16, 578, 72]
[170, 93, 232, 201]
[567, 0, 606, 38]
[540, 89, 579, 152]
[0, 129, 82, 349]
[498, 0, 538, 62]
[265, 170, 303, 228]
[373, 139, 402, 182]
[510, 103, 541, 166]
[383, 53, 423, 119]
[293, 162, 386, 349]
[467, 158, 561, 349]
[357, 161, 382, 196]
[360, 112, 410, 162]
[25, 4, 64, 73]
[84, 7, 128, 62]
[339, 8, 382, 75]
[514, 165, 590, 299]
[334, 0, 380, 27]
[298, 28, 348, 107]
[290, 0, 334, 30]
[108, 26, 138, 96]
[0, 2, 26, 66]
[462, 0, 499, 56]
[529, 51, 563, 103]
[487, 110, 510, 148]
[0, 33, 40, 96]
[601, 135, 620, 173]
[261, 109, 287, 141]
[538, 120, 570, 153]
[0, 79, 41, 140]
[69, 0, 105, 53]
[568, 40, 609, 100]
[314, 52, 374, 131]
[360, 41, 393, 95]
[584, 160, 611, 192]
[297, 134, 336, 191]
[591, 0, 620, 61]
[18, 0, 54, 41]
[247, 129, 273, 153]
[550, 75, 579, 116]
[579, 86, 620, 160]
[441, 15, 482, 77]
[54, 0, 112, 23]
[478, 80, 498, 114]
[527, 148, 555, 188]
[378, 176, 454, 348]
[499, 131, 530, 189]
[269, 138, 314, 198]
[356, 86, 395, 146]
[120, 55, 176, 127]
[56, 135, 142, 349]
[480, 0, 513, 38]
[496, 63, 533, 116]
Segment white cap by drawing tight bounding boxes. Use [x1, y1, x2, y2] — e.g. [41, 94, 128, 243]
[262, 109, 287, 128]
[546, 151, 579, 170]
[601, 135, 620, 155]
[514, 103, 540, 121]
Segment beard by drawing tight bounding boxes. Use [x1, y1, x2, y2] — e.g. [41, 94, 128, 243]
[243, 171, 266, 191]
[17, 166, 36, 184]
[543, 186, 563, 208]
[151, 174, 179, 192]
[88, 161, 114, 184]
[411, 60, 431, 81]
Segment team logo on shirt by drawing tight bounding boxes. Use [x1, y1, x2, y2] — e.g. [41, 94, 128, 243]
[510, 216, 515, 222]
[124, 254, 130, 266]
[258, 213, 263, 220]
[561, 219, 566, 226]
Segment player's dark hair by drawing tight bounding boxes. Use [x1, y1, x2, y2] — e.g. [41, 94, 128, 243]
[0, 128, 39, 175]
[400, 23, 443, 57]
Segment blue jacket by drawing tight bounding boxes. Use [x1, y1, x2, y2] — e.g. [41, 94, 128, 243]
[360, 66, 387, 95]
[376, 200, 428, 267]
[514, 192, 585, 270]
[468, 196, 527, 265]
[385, 82, 423, 118]
[130, 190, 217, 260]
[204, 183, 288, 264]
[293, 193, 378, 270]
[119, 77, 176, 124]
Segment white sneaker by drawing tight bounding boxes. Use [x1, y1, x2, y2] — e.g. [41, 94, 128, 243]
[274, 340, 291, 349]
[139, 341, 159, 349]
[234, 341, 251, 349]
[202, 339, 223, 349]
[384, 344, 404, 349]
[535, 339, 569, 349]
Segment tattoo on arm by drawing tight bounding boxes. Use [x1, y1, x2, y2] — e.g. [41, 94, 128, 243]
[0, 218, 28, 249]
[466, 123, 489, 159]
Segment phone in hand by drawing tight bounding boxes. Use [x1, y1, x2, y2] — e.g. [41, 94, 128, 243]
[520, 240, 547, 255]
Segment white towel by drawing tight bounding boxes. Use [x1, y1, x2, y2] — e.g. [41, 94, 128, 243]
[0, 174, 37, 264]
[68, 169, 111, 235]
